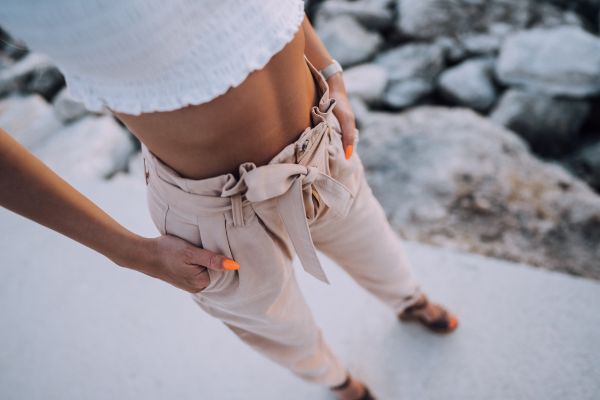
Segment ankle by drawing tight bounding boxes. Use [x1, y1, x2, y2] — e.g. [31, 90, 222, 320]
[330, 372, 369, 400]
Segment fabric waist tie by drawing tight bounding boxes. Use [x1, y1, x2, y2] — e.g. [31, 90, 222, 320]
[220, 162, 354, 284]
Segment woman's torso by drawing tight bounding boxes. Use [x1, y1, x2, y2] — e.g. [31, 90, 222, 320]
[112, 26, 318, 180]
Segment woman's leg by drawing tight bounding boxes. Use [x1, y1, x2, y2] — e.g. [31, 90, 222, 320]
[311, 166, 424, 316]
[145, 184, 349, 388]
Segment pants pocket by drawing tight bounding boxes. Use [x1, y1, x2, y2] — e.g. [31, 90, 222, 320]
[146, 187, 170, 236]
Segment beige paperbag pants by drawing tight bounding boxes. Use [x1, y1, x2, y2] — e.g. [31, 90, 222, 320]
[141, 55, 423, 387]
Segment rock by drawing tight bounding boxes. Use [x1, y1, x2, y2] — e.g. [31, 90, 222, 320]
[396, 0, 532, 39]
[348, 95, 373, 128]
[315, 15, 383, 66]
[23, 65, 65, 102]
[374, 43, 446, 108]
[52, 87, 90, 123]
[531, 3, 585, 29]
[0, 26, 28, 61]
[459, 33, 502, 56]
[438, 58, 498, 111]
[382, 79, 433, 109]
[314, 0, 396, 30]
[32, 115, 135, 180]
[496, 26, 600, 97]
[434, 37, 468, 63]
[0, 94, 62, 149]
[490, 89, 590, 157]
[535, 0, 600, 21]
[0, 53, 53, 98]
[358, 106, 600, 279]
[127, 150, 144, 178]
[342, 63, 388, 104]
[563, 141, 600, 192]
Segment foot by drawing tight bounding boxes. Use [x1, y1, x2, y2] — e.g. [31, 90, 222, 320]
[398, 293, 459, 334]
[330, 372, 376, 400]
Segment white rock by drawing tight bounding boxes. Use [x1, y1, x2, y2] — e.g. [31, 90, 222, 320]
[496, 26, 600, 97]
[375, 42, 446, 108]
[52, 87, 89, 123]
[316, 15, 383, 66]
[342, 63, 388, 103]
[383, 79, 432, 108]
[314, 0, 395, 30]
[359, 106, 600, 278]
[127, 150, 144, 178]
[374, 42, 445, 82]
[0, 94, 63, 149]
[32, 115, 135, 180]
[490, 89, 590, 156]
[0, 52, 52, 83]
[396, 0, 532, 39]
[438, 58, 497, 111]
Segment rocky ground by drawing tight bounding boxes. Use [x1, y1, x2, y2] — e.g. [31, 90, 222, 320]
[1, 0, 599, 279]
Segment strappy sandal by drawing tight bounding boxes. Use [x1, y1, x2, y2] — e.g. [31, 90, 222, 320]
[398, 293, 459, 334]
[330, 373, 376, 400]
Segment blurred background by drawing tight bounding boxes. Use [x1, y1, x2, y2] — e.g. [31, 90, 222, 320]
[1, 1, 599, 399]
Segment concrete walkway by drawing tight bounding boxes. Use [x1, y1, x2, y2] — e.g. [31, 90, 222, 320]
[1, 175, 599, 400]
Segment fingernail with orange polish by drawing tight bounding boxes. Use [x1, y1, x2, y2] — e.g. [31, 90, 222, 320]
[223, 259, 240, 270]
[345, 145, 353, 160]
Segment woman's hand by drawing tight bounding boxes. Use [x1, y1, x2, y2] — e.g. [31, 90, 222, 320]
[131, 235, 239, 294]
[327, 73, 358, 160]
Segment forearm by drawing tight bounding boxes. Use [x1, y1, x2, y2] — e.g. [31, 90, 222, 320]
[0, 128, 154, 270]
[302, 13, 347, 91]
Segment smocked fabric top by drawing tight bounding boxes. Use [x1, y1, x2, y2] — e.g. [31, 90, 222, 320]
[0, 0, 305, 115]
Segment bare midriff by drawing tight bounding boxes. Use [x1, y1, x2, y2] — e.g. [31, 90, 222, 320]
[111, 25, 318, 180]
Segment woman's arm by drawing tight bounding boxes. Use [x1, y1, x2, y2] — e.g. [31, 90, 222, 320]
[0, 128, 237, 293]
[302, 14, 357, 160]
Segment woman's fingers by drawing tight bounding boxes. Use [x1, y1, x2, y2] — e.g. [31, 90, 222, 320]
[338, 113, 356, 160]
[329, 85, 358, 160]
[183, 245, 240, 271]
[142, 235, 240, 293]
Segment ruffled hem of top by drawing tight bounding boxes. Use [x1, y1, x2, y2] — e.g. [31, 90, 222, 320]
[65, 0, 305, 116]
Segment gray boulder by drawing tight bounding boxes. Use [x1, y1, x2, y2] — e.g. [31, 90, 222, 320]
[0, 94, 63, 149]
[438, 58, 498, 111]
[496, 26, 600, 97]
[32, 115, 135, 180]
[490, 89, 590, 156]
[52, 87, 90, 123]
[342, 63, 388, 104]
[374, 43, 446, 108]
[314, 0, 396, 30]
[460, 33, 502, 56]
[382, 80, 433, 109]
[0, 53, 53, 98]
[358, 106, 600, 279]
[396, 0, 532, 39]
[315, 15, 383, 66]
[564, 141, 600, 192]
[23, 65, 65, 102]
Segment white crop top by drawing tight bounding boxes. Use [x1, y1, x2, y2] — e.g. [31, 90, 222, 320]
[0, 0, 305, 115]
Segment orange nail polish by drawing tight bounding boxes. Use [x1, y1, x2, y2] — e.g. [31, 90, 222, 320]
[345, 145, 353, 160]
[449, 317, 458, 329]
[223, 259, 240, 270]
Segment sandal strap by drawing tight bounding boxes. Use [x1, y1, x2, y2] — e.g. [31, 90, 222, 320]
[330, 372, 351, 391]
[402, 295, 429, 315]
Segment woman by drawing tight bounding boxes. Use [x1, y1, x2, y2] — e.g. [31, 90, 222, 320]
[0, 1, 458, 399]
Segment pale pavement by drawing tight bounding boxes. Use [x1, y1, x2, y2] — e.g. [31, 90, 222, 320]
[1, 174, 598, 400]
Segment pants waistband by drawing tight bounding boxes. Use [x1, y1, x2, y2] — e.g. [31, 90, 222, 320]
[141, 54, 353, 284]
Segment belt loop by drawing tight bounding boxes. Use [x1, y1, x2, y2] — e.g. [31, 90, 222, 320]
[231, 193, 244, 227]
